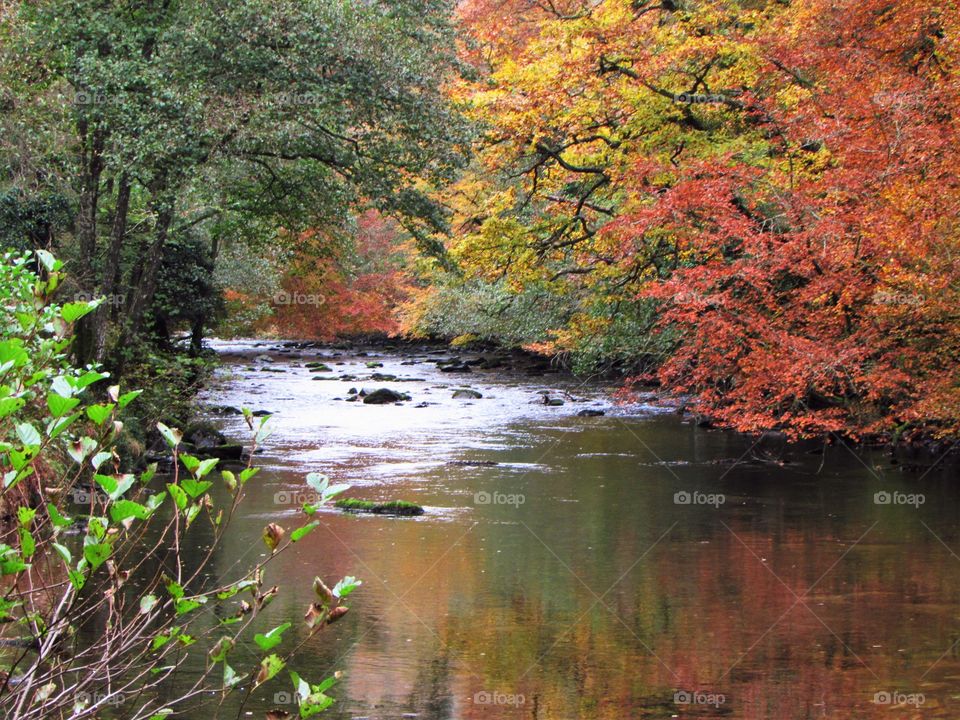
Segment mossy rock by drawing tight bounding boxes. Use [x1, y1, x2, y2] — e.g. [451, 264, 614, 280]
[335, 498, 424, 516]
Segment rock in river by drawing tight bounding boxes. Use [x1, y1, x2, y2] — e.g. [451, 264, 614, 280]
[452, 389, 483, 399]
[362, 388, 411, 404]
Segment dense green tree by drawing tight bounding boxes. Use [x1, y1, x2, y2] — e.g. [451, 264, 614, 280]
[0, 0, 470, 365]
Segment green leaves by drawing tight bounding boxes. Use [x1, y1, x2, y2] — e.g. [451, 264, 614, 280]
[46, 393, 79, 417]
[254, 654, 285, 687]
[60, 300, 100, 323]
[291, 520, 319, 542]
[253, 622, 291, 652]
[15, 422, 41, 448]
[289, 671, 338, 717]
[332, 576, 361, 600]
[82, 538, 111, 571]
[157, 422, 183, 449]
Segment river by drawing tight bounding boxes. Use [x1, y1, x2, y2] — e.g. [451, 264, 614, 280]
[189, 340, 959, 719]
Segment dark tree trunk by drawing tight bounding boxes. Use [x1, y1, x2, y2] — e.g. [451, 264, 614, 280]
[93, 173, 131, 362]
[73, 123, 106, 365]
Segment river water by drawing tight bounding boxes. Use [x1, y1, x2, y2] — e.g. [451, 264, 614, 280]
[192, 340, 959, 719]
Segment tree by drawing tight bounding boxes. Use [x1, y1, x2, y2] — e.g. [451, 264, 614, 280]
[0, 0, 470, 365]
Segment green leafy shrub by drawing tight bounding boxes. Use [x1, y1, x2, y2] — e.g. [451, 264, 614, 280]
[0, 252, 358, 719]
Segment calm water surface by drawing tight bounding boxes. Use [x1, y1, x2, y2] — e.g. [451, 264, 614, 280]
[186, 340, 959, 719]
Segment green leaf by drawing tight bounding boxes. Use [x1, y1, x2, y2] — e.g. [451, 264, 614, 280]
[223, 663, 241, 688]
[291, 521, 320, 542]
[239, 467, 259, 485]
[141, 463, 158, 485]
[185, 503, 202, 527]
[194, 458, 219, 478]
[110, 500, 151, 522]
[86, 403, 114, 425]
[90, 451, 113, 471]
[36, 249, 59, 272]
[175, 597, 206, 615]
[253, 622, 291, 652]
[165, 581, 184, 599]
[48, 393, 80, 417]
[47, 504, 72, 529]
[332, 577, 361, 600]
[17, 507, 36, 527]
[52, 542, 72, 565]
[157, 423, 182, 449]
[118, 390, 142, 408]
[67, 437, 98, 464]
[15, 423, 41, 448]
[0, 397, 25, 419]
[180, 477, 212, 499]
[180, 454, 200, 473]
[167, 483, 187, 510]
[82, 541, 111, 571]
[75, 370, 108, 389]
[209, 636, 235, 663]
[139, 595, 158, 614]
[254, 654, 285, 686]
[61, 300, 99, 323]
[68, 569, 86, 590]
[46, 412, 80, 439]
[19, 529, 35, 559]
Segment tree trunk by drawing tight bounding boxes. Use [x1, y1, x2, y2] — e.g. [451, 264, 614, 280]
[93, 173, 131, 362]
[73, 123, 106, 365]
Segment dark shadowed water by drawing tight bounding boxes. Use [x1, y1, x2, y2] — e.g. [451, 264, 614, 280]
[184, 340, 959, 719]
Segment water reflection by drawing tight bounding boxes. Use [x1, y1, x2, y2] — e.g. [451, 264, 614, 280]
[194, 343, 959, 719]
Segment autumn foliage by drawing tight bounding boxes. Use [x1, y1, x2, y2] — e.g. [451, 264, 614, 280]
[436, 0, 960, 440]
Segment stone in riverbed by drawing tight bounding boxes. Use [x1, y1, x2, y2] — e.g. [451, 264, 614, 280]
[440, 363, 472, 373]
[335, 498, 424, 516]
[362, 388, 411, 404]
[452, 389, 483, 399]
[577, 409, 605, 417]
